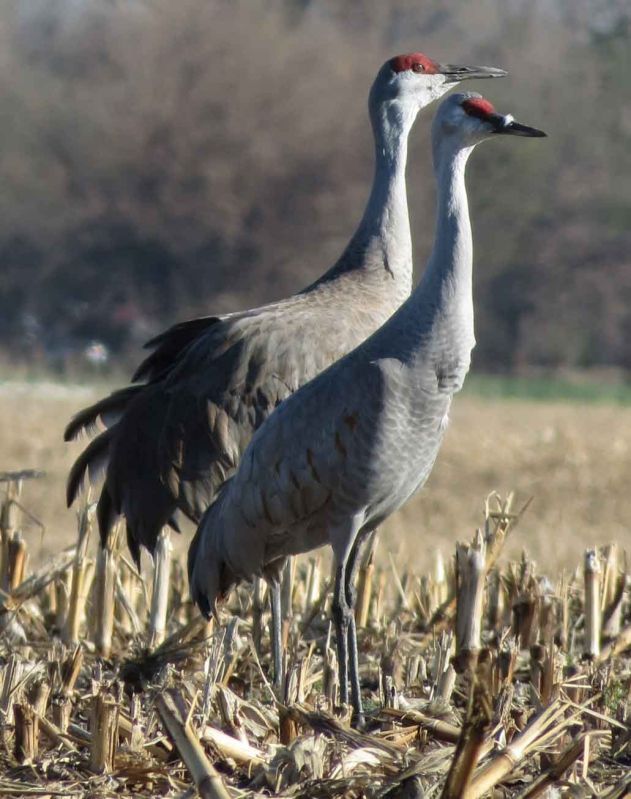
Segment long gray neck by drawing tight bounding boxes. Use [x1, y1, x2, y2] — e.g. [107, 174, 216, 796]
[307, 100, 416, 295]
[370, 138, 476, 376]
[421, 142, 474, 321]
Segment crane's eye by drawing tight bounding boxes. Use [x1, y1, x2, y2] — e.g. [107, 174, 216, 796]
[412, 62, 425, 73]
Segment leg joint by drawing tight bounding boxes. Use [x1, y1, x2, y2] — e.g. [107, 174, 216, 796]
[332, 592, 352, 629]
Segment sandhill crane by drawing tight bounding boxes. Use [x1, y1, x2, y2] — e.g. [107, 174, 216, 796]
[65, 53, 505, 681]
[188, 92, 546, 718]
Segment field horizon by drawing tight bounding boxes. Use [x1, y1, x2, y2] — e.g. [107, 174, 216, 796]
[2, 371, 629, 576]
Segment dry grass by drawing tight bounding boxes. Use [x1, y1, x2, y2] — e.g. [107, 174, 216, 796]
[1, 379, 630, 573]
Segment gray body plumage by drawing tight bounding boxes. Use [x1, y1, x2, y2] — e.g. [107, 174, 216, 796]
[65, 57, 423, 561]
[67, 224, 413, 563]
[189, 89, 545, 718]
[189, 96, 478, 612]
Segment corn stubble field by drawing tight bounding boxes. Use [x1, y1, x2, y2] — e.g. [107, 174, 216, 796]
[0, 381, 630, 797]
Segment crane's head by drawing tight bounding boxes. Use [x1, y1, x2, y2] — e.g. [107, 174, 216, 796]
[369, 52, 507, 120]
[432, 92, 546, 149]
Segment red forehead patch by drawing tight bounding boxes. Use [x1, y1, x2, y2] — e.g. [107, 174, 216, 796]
[390, 52, 439, 75]
[462, 97, 496, 119]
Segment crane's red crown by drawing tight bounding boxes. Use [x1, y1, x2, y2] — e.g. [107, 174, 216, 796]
[462, 97, 496, 119]
[390, 53, 439, 75]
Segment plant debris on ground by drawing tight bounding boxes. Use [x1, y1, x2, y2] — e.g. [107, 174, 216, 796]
[0, 475, 630, 798]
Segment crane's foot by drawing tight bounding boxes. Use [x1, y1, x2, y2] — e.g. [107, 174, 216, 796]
[352, 709, 366, 730]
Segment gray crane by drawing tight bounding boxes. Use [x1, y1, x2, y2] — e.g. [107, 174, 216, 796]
[188, 92, 546, 719]
[65, 53, 505, 680]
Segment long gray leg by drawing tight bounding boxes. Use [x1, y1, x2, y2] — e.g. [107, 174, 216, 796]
[332, 561, 351, 706]
[330, 513, 365, 717]
[270, 580, 284, 691]
[344, 531, 372, 722]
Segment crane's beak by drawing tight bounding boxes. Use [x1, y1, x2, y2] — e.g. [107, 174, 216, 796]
[490, 113, 547, 137]
[438, 64, 508, 83]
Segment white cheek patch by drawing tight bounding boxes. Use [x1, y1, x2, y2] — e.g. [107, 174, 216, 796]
[499, 113, 514, 128]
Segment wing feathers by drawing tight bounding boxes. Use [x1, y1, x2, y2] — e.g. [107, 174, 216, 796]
[66, 429, 112, 507]
[96, 488, 118, 548]
[67, 293, 356, 567]
[133, 316, 222, 382]
[64, 386, 142, 441]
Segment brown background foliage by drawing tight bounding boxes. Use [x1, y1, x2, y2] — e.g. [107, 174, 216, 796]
[0, 0, 630, 373]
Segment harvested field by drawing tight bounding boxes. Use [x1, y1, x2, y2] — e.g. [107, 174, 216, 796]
[0, 480, 630, 797]
[1, 379, 631, 796]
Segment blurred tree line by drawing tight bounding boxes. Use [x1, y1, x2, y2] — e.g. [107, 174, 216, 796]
[0, 0, 630, 373]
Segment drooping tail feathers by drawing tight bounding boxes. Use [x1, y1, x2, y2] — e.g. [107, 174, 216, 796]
[96, 487, 118, 548]
[94, 480, 183, 566]
[64, 385, 143, 441]
[66, 428, 112, 507]
[65, 317, 223, 442]
[65, 316, 222, 445]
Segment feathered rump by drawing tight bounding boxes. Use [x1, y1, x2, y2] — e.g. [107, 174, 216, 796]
[65, 298, 334, 565]
[65, 373, 248, 564]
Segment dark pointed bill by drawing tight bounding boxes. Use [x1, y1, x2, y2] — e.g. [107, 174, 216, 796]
[490, 113, 547, 137]
[438, 64, 508, 83]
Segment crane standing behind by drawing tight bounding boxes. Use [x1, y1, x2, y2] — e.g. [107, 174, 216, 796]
[188, 92, 546, 719]
[65, 53, 506, 684]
